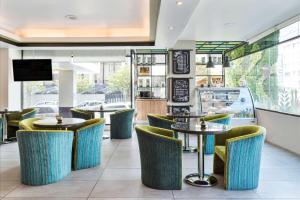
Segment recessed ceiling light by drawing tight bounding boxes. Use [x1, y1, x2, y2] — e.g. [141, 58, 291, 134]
[65, 14, 77, 20]
[169, 26, 174, 30]
[176, 1, 183, 6]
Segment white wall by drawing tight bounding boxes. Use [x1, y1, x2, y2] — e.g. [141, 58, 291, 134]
[0, 48, 21, 110]
[257, 109, 300, 155]
[0, 49, 9, 110]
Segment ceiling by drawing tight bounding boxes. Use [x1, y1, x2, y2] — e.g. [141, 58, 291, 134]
[0, 0, 160, 44]
[156, 0, 300, 47]
[0, 0, 299, 47]
[180, 0, 300, 42]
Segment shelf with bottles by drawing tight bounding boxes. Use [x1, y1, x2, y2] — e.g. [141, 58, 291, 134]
[136, 52, 167, 99]
[137, 54, 167, 66]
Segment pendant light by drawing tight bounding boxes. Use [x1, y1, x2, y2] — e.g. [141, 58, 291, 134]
[206, 54, 214, 68]
[222, 56, 230, 68]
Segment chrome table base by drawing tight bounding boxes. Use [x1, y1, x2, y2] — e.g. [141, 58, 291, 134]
[182, 146, 197, 152]
[184, 134, 217, 187]
[184, 173, 217, 187]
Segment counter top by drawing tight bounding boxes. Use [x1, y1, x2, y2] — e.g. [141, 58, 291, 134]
[136, 98, 167, 101]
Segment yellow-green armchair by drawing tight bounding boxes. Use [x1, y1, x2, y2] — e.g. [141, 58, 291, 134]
[6, 108, 37, 139]
[147, 114, 177, 138]
[135, 125, 182, 190]
[214, 125, 266, 190]
[203, 113, 231, 154]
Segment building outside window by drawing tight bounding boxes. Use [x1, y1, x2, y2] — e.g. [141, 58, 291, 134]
[22, 50, 132, 122]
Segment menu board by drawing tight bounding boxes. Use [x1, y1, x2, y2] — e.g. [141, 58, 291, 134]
[172, 50, 190, 74]
[171, 106, 190, 122]
[172, 78, 189, 102]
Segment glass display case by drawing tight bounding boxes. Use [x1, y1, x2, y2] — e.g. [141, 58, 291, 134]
[196, 87, 255, 119]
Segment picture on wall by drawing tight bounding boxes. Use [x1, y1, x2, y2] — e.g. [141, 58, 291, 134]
[172, 78, 189, 102]
[172, 50, 190, 74]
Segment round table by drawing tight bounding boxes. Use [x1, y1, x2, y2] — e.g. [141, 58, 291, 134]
[171, 120, 230, 187]
[167, 112, 206, 153]
[33, 118, 85, 130]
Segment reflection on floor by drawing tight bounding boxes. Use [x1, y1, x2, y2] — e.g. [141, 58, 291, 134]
[1, 131, 300, 200]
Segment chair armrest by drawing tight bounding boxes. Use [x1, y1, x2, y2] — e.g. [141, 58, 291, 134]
[227, 132, 265, 144]
[135, 125, 176, 138]
[6, 112, 21, 121]
[215, 129, 248, 145]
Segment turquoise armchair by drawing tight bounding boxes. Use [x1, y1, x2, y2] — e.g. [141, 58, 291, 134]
[17, 130, 73, 185]
[110, 109, 134, 139]
[71, 108, 95, 120]
[203, 114, 231, 154]
[147, 114, 177, 138]
[71, 118, 105, 170]
[6, 108, 37, 139]
[214, 125, 266, 190]
[135, 125, 182, 190]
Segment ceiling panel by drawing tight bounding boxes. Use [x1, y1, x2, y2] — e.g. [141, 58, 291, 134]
[0, 0, 160, 43]
[178, 0, 300, 42]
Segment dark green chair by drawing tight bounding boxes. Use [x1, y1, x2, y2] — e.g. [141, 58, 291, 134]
[110, 109, 134, 139]
[71, 108, 95, 120]
[203, 113, 232, 154]
[214, 125, 266, 190]
[6, 108, 37, 139]
[147, 114, 177, 138]
[135, 125, 182, 190]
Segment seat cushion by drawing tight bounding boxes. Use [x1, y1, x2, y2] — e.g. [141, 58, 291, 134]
[215, 145, 226, 161]
[8, 120, 20, 127]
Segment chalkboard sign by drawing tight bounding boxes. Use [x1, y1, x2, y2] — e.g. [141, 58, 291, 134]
[172, 78, 189, 102]
[172, 50, 190, 74]
[171, 106, 190, 114]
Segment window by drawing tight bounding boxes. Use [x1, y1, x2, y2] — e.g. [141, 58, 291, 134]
[74, 61, 131, 123]
[225, 37, 300, 115]
[22, 70, 59, 116]
[22, 50, 132, 122]
[195, 54, 224, 87]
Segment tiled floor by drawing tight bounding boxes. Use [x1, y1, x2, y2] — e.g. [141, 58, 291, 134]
[1, 130, 300, 200]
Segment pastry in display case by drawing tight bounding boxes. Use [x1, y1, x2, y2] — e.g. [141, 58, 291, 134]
[197, 87, 255, 119]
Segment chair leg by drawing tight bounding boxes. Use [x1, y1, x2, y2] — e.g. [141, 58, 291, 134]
[213, 154, 224, 174]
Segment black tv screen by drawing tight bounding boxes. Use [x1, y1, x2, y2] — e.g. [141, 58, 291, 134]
[13, 59, 53, 81]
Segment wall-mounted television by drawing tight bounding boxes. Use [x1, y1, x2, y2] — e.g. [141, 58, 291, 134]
[13, 59, 53, 81]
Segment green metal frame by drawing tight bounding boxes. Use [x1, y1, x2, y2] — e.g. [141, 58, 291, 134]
[196, 41, 246, 54]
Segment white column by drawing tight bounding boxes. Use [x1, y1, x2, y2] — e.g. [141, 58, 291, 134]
[59, 70, 76, 116]
[0, 48, 21, 110]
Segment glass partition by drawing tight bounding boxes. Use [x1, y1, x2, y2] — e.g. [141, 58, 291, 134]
[22, 50, 132, 122]
[225, 37, 300, 115]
